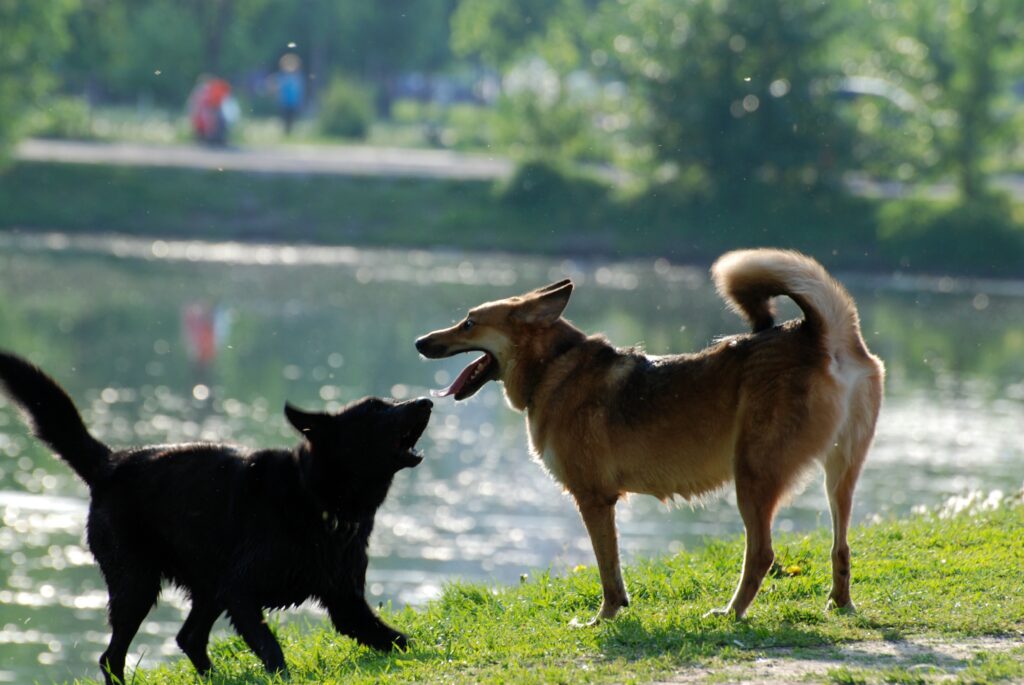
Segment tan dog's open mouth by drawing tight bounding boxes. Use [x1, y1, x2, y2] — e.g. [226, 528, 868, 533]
[431, 352, 498, 400]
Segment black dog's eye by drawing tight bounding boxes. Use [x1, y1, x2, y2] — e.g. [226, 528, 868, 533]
[461, 319, 475, 331]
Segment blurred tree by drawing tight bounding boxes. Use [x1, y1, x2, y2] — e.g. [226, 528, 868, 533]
[591, 0, 854, 194]
[346, 0, 458, 116]
[57, 0, 457, 112]
[452, 0, 607, 162]
[453, 0, 857, 183]
[452, 0, 586, 69]
[865, 0, 1023, 202]
[0, 0, 78, 163]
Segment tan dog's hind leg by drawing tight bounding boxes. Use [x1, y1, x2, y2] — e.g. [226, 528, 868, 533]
[576, 495, 629, 624]
[707, 452, 784, 620]
[824, 453, 861, 612]
[824, 418, 875, 611]
[825, 374, 881, 612]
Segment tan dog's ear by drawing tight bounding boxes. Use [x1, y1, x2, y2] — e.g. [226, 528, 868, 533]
[532, 278, 573, 295]
[514, 281, 573, 323]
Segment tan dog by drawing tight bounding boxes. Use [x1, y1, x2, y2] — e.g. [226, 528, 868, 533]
[416, 249, 884, 623]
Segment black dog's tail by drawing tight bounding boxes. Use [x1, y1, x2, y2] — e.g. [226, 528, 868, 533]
[0, 351, 111, 485]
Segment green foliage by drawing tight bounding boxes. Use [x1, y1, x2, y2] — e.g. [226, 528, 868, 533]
[391, 100, 497, 150]
[50, 1, 458, 109]
[451, 0, 584, 69]
[850, 0, 1024, 200]
[959, 651, 1024, 684]
[494, 89, 603, 163]
[878, 194, 1024, 276]
[318, 76, 374, 140]
[497, 159, 606, 208]
[0, 0, 78, 162]
[106, 1, 204, 104]
[23, 96, 93, 140]
[602, 0, 854, 194]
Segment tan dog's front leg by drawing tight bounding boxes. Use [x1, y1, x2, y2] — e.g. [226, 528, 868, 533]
[576, 495, 628, 624]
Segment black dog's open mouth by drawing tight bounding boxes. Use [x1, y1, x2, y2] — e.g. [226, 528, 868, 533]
[397, 402, 432, 467]
[431, 352, 499, 401]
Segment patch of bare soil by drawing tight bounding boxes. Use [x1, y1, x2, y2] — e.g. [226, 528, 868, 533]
[658, 636, 1022, 684]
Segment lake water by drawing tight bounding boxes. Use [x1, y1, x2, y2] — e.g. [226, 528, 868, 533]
[0, 232, 1021, 682]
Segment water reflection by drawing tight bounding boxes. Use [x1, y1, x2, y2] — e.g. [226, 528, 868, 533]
[0, 232, 1021, 681]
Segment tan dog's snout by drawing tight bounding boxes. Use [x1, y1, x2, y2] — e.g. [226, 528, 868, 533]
[414, 334, 449, 359]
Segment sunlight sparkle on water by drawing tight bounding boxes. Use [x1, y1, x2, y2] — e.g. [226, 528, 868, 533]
[1, 235, 1022, 680]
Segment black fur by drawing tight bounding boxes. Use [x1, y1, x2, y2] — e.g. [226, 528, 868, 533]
[0, 351, 432, 684]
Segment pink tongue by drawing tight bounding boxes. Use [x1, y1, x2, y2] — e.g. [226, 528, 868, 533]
[431, 354, 490, 398]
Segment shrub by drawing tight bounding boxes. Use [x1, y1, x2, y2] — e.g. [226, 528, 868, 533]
[24, 96, 93, 140]
[496, 158, 607, 209]
[494, 91, 608, 163]
[878, 194, 1024, 276]
[318, 76, 374, 140]
[440, 103, 495, 149]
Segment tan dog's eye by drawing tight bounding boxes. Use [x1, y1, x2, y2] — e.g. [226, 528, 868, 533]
[461, 319, 475, 331]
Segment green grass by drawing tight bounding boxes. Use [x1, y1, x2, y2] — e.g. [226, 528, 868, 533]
[0, 159, 886, 272]
[3, 159, 1023, 276]
[77, 504, 1024, 684]
[826, 651, 1024, 685]
[0, 160, 642, 256]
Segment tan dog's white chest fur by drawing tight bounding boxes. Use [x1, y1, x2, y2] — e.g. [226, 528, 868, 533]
[526, 412, 567, 485]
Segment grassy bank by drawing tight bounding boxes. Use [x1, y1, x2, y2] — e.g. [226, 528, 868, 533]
[4, 160, 1023, 277]
[81, 501, 1024, 684]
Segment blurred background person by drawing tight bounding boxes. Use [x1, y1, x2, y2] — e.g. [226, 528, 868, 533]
[187, 74, 237, 146]
[274, 53, 304, 135]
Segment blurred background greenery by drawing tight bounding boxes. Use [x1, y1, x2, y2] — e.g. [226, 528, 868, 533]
[2, 0, 1024, 271]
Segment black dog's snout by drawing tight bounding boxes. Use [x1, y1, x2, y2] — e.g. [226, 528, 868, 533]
[411, 397, 433, 410]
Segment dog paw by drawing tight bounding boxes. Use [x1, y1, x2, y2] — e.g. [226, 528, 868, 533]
[826, 598, 856, 615]
[569, 601, 626, 627]
[703, 606, 737, 619]
[374, 631, 409, 651]
[568, 616, 601, 629]
[391, 631, 410, 650]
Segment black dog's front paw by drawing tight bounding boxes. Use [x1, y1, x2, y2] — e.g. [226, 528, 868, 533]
[367, 629, 408, 652]
[386, 630, 409, 651]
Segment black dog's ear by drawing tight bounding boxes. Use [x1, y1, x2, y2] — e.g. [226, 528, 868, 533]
[284, 402, 326, 436]
[514, 280, 573, 324]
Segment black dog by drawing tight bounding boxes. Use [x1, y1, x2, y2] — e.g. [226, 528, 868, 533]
[0, 351, 431, 684]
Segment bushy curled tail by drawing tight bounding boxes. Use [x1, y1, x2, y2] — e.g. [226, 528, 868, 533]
[0, 351, 110, 485]
[711, 249, 867, 361]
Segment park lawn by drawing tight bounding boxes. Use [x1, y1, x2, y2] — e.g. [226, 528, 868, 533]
[79, 503, 1024, 685]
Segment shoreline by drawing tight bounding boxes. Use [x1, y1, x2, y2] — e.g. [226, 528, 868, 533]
[2, 159, 1022, 280]
[4, 228, 1024, 299]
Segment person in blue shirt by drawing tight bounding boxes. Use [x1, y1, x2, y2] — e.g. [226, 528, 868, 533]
[276, 53, 304, 135]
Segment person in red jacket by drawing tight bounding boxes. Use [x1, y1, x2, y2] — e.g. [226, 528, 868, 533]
[188, 75, 233, 145]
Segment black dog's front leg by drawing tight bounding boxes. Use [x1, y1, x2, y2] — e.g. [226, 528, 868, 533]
[323, 591, 408, 651]
[176, 597, 222, 674]
[227, 601, 287, 675]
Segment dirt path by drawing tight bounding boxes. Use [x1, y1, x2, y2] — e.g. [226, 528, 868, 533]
[16, 138, 1024, 198]
[14, 138, 512, 180]
[659, 636, 1022, 684]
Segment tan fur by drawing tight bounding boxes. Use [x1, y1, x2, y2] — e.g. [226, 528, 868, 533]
[416, 250, 884, 622]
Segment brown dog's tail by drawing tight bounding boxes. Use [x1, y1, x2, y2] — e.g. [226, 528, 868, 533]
[0, 351, 111, 486]
[711, 249, 868, 360]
